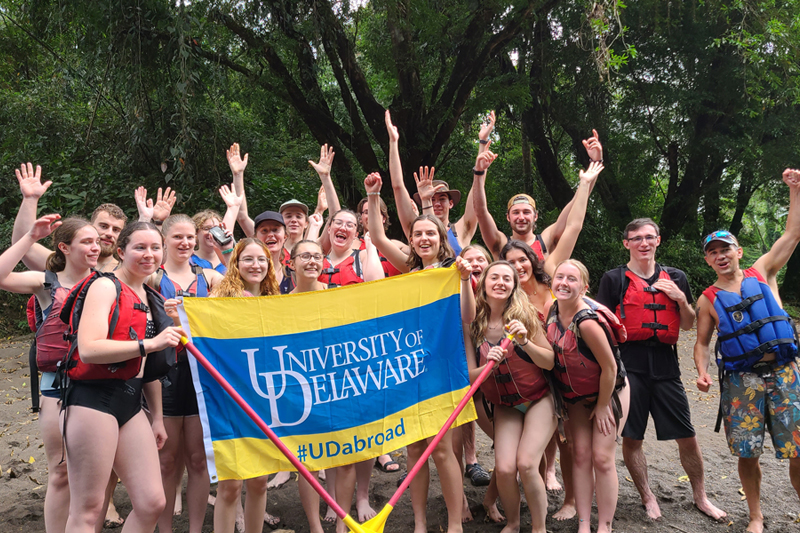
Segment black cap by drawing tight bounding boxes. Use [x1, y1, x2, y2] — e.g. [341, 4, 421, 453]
[254, 211, 285, 230]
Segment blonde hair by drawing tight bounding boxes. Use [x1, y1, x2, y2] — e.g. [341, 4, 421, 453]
[192, 210, 223, 230]
[470, 261, 541, 347]
[211, 239, 280, 297]
[553, 259, 590, 289]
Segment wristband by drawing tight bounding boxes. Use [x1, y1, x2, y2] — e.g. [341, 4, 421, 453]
[422, 205, 433, 210]
[479, 139, 489, 145]
[590, 158, 604, 164]
[473, 168, 486, 176]
[461, 277, 470, 282]
[519, 339, 528, 347]
[367, 192, 380, 197]
[221, 248, 234, 255]
[138, 339, 147, 357]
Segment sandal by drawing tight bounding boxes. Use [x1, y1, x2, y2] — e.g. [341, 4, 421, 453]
[465, 463, 491, 487]
[396, 471, 407, 488]
[375, 455, 401, 473]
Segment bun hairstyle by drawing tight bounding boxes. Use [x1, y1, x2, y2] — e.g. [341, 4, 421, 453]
[161, 214, 196, 236]
[46, 217, 94, 272]
[406, 214, 454, 270]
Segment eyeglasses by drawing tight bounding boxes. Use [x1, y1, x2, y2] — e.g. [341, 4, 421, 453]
[704, 231, 733, 245]
[332, 219, 357, 230]
[239, 257, 269, 266]
[625, 235, 658, 244]
[294, 252, 324, 262]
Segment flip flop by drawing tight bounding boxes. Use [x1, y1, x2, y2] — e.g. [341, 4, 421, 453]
[375, 457, 400, 473]
[465, 463, 491, 486]
[396, 470, 407, 488]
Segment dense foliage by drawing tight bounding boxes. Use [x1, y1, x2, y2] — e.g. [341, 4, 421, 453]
[1, 0, 799, 333]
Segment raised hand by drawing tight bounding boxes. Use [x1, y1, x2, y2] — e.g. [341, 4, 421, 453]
[385, 110, 399, 143]
[309, 144, 335, 177]
[579, 160, 604, 185]
[219, 183, 243, 209]
[456, 256, 473, 281]
[226, 143, 249, 175]
[29, 214, 62, 241]
[315, 185, 328, 214]
[479, 111, 496, 142]
[414, 166, 443, 202]
[152, 187, 176, 222]
[783, 168, 800, 189]
[308, 212, 323, 230]
[134, 186, 154, 222]
[364, 172, 383, 194]
[475, 150, 498, 173]
[582, 129, 603, 162]
[16, 162, 51, 199]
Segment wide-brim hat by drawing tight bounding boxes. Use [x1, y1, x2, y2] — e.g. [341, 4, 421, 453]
[413, 180, 461, 207]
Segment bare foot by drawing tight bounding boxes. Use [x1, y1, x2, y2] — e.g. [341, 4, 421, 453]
[235, 499, 245, 533]
[545, 471, 563, 492]
[461, 493, 473, 523]
[483, 501, 505, 523]
[324, 505, 338, 522]
[693, 497, 726, 521]
[264, 511, 280, 526]
[318, 468, 326, 481]
[643, 498, 662, 521]
[267, 471, 292, 489]
[173, 494, 182, 516]
[553, 500, 576, 520]
[499, 525, 520, 533]
[357, 499, 377, 522]
[745, 516, 764, 533]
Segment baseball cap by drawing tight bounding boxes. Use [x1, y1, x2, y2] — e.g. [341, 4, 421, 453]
[254, 211, 285, 230]
[702, 230, 739, 252]
[413, 180, 462, 207]
[507, 194, 536, 212]
[279, 199, 309, 216]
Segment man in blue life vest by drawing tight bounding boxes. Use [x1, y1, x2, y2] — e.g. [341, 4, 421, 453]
[694, 168, 800, 533]
[596, 218, 726, 522]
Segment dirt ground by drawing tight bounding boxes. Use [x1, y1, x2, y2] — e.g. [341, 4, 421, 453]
[2, 331, 800, 533]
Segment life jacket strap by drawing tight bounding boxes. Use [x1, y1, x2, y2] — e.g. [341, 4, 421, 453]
[500, 393, 521, 405]
[720, 338, 796, 362]
[723, 294, 764, 313]
[495, 373, 513, 384]
[717, 316, 790, 342]
[642, 322, 670, 331]
[644, 303, 667, 311]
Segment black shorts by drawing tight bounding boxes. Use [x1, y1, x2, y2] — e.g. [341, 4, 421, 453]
[621, 372, 695, 441]
[65, 378, 143, 427]
[162, 358, 199, 417]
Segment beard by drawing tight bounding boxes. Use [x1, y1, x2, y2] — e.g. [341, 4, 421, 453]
[99, 241, 116, 258]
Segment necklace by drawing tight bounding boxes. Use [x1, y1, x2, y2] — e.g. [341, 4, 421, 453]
[488, 321, 503, 330]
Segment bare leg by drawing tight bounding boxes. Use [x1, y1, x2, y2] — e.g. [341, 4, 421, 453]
[738, 458, 764, 533]
[40, 396, 70, 533]
[473, 392, 504, 523]
[430, 430, 464, 533]
[97, 471, 122, 532]
[156, 417, 184, 533]
[335, 464, 356, 533]
[552, 432, 576, 520]
[676, 436, 725, 520]
[406, 441, 431, 533]
[593, 386, 629, 533]
[517, 395, 558, 533]
[450, 423, 473, 523]
[462, 421, 478, 465]
[298, 473, 325, 533]
[213, 479, 242, 533]
[355, 459, 377, 522]
[621, 437, 661, 520]
[791, 457, 800, 500]
[243, 476, 272, 532]
[544, 431, 562, 491]
[493, 405, 523, 533]
[323, 467, 338, 522]
[183, 416, 210, 533]
[172, 461, 183, 516]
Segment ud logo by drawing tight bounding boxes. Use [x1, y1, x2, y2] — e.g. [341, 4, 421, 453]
[732, 311, 744, 323]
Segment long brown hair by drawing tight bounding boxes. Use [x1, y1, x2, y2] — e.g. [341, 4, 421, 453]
[407, 215, 454, 271]
[212, 238, 279, 297]
[46, 217, 95, 272]
[470, 261, 541, 347]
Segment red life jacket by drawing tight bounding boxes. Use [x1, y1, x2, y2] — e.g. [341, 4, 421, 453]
[531, 234, 546, 261]
[319, 249, 363, 287]
[34, 271, 73, 372]
[546, 298, 627, 403]
[478, 339, 550, 407]
[359, 238, 403, 277]
[60, 272, 174, 382]
[615, 268, 680, 344]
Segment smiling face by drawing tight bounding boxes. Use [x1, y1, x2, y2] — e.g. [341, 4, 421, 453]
[462, 248, 489, 279]
[93, 211, 126, 258]
[506, 204, 536, 236]
[431, 192, 453, 222]
[59, 225, 101, 270]
[118, 229, 163, 276]
[197, 217, 222, 251]
[552, 262, 588, 302]
[504, 247, 533, 284]
[282, 207, 308, 240]
[704, 240, 742, 276]
[410, 219, 441, 263]
[484, 263, 516, 303]
[291, 241, 324, 281]
[256, 221, 287, 256]
[237, 242, 270, 287]
[165, 221, 197, 263]
[623, 224, 661, 262]
[328, 212, 358, 251]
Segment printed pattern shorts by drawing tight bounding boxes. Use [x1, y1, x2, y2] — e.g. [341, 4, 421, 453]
[721, 361, 800, 459]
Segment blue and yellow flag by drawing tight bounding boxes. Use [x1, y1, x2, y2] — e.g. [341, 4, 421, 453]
[178, 266, 475, 482]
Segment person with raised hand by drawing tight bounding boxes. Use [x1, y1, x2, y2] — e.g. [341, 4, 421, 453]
[12, 162, 128, 272]
[474, 127, 603, 261]
[62, 221, 182, 533]
[134, 186, 176, 225]
[694, 169, 800, 533]
[0, 214, 102, 533]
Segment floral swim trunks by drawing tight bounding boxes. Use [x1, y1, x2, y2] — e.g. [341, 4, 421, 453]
[721, 361, 800, 459]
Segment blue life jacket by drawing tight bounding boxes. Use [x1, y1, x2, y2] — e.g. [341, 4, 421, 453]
[156, 264, 209, 299]
[447, 226, 462, 255]
[190, 254, 227, 275]
[703, 269, 797, 372]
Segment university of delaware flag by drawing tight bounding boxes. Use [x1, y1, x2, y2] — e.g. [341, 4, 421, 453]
[178, 266, 475, 482]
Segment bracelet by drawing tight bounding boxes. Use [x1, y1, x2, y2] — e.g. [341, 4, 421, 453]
[473, 168, 486, 176]
[590, 158, 604, 164]
[519, 339, 529, 347]
[461, 277, 470, 282]
[422, 205, 433, 210]
[138, 339, 147, 358]
[221, 248, 234, 255]
[367, 192, 380, 196]
[479, 139, 489, 145]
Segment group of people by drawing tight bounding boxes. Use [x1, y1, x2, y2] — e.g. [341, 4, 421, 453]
[2, 109, 800, 533]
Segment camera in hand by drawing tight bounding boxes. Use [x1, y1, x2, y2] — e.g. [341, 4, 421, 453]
[209, 226, 232, 246]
